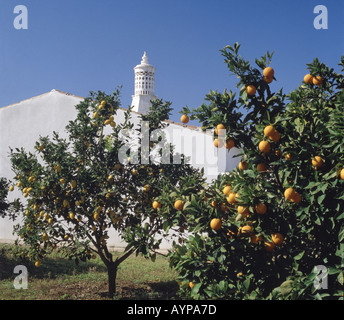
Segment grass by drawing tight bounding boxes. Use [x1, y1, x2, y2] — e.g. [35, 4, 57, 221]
[0, 244, 180, 300]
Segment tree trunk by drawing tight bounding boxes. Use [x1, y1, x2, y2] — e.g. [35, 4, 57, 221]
[107, 261, 118, 299]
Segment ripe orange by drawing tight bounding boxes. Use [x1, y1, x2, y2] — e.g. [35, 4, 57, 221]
[251, 234, 262, 244]
[257, 163, 268, 172]
[189, 282, 195, 289]
[340, 168, 344, 180]
[220, 203, 229, 212]
[284, 187, 296, 200]
[285, 153, 291, 160]
[271, 233, 284, 246]
[290, 192, 302, 203]
[312, 76, 323, 86]
[240, 225, 253, 236]
[227, 192, 238, 204]
[263, 125, 276, 137]
[264, 241, 275, 252]
[263, 67, 275, 78]
[210, 218, 222, 231]
[174, 200, 184, 211]
[152, 201, 162, 210]
[304, 74, 313, 84]
[238, 161, 248, 170]
[246, 85, 256, 96]
[181, 114, 189, 124]
[215, 124, 226, 135]
[211, 200, 218, 207]
[214, 138, 224, 148]
[259, 140, 271, 154]
[275, 149, 282, 158]
[312, 156, 323, 168]
[269, 131, 280, 142]
[237, 205, 250, 216]
[222, 185, 231, 196]
[255, 203, 267, 214]
[263, 76, 273, 84]
[225, 139, 235, 150]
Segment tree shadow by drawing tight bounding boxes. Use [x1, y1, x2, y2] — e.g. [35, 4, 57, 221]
[0, 245, 107, 281]
[117, 280, 180, 300]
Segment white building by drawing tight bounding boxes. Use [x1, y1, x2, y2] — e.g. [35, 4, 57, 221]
[0, 52, 240, 250]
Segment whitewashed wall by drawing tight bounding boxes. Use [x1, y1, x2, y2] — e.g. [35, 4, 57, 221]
[0, 89, 240, 249]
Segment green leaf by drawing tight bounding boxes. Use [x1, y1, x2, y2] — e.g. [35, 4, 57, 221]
[191, 282, 202, 295]
[339, 226, 344, 242]
[294, 251, 305, 261]
[317, 194, 326, 205]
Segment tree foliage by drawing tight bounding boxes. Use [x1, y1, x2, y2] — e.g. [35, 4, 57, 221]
[9, 90, 204, 298]
[168, 43, 344, 300]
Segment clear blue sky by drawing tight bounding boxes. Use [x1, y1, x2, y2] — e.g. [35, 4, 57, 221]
[0, 0, 343, 124]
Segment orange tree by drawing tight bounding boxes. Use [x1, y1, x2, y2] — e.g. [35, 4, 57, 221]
[8, 90, 204, 298]
[166, 43, 344, 299]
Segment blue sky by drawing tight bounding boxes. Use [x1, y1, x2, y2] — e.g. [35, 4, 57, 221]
[0, 0, 343, 124]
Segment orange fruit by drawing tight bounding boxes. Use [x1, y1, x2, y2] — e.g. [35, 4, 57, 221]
[237, 205, 250, 216]
[290, 192, 302, 204]
[312, 76, 323, 86]
[227, 192, 238, 204]
[221, 203, 229, 211]
[215, 124, 226, 135]
[174, 200, 184, 211]
[222, 185, 232, 196]
[255, 203, 267, 214]
[246, 85, 256, 96]
[225, 139, 235, 150]
[264, 241, 275, 252]
[210, 218, 222, 231]
[263, 125, 276, 137]
[257, 163, 268, 172]
[285, 153, 291, 160]
[304, 74, 313, 84]
[251, 234, 262, 244]
[211, 200, 218, 207]
[263, 67, 275, 78]
[238, 161, 248, 170]
[269, 131, 280, 142]
[263, 76, 273, 84]
[259, 140, 271, 154]
[214, 138, 224, 148]
[152, 201, 162, 210]
[271, 233, 284, 246]
[189, 282, 195, 289]
[181, 114, 189, 124]
[340, 168, 344, 180]
[275, 149, 282, 158]
[284, 187, 296, 200]
[312, 156, 323, 168]
[240, 225, 253, 236]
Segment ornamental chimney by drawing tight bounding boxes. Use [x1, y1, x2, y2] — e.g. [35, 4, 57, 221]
[130, 52, 157, 114]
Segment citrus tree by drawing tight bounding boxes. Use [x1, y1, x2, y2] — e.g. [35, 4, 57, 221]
[8, 90, 204, 298]
[166, 43, 344, 299]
